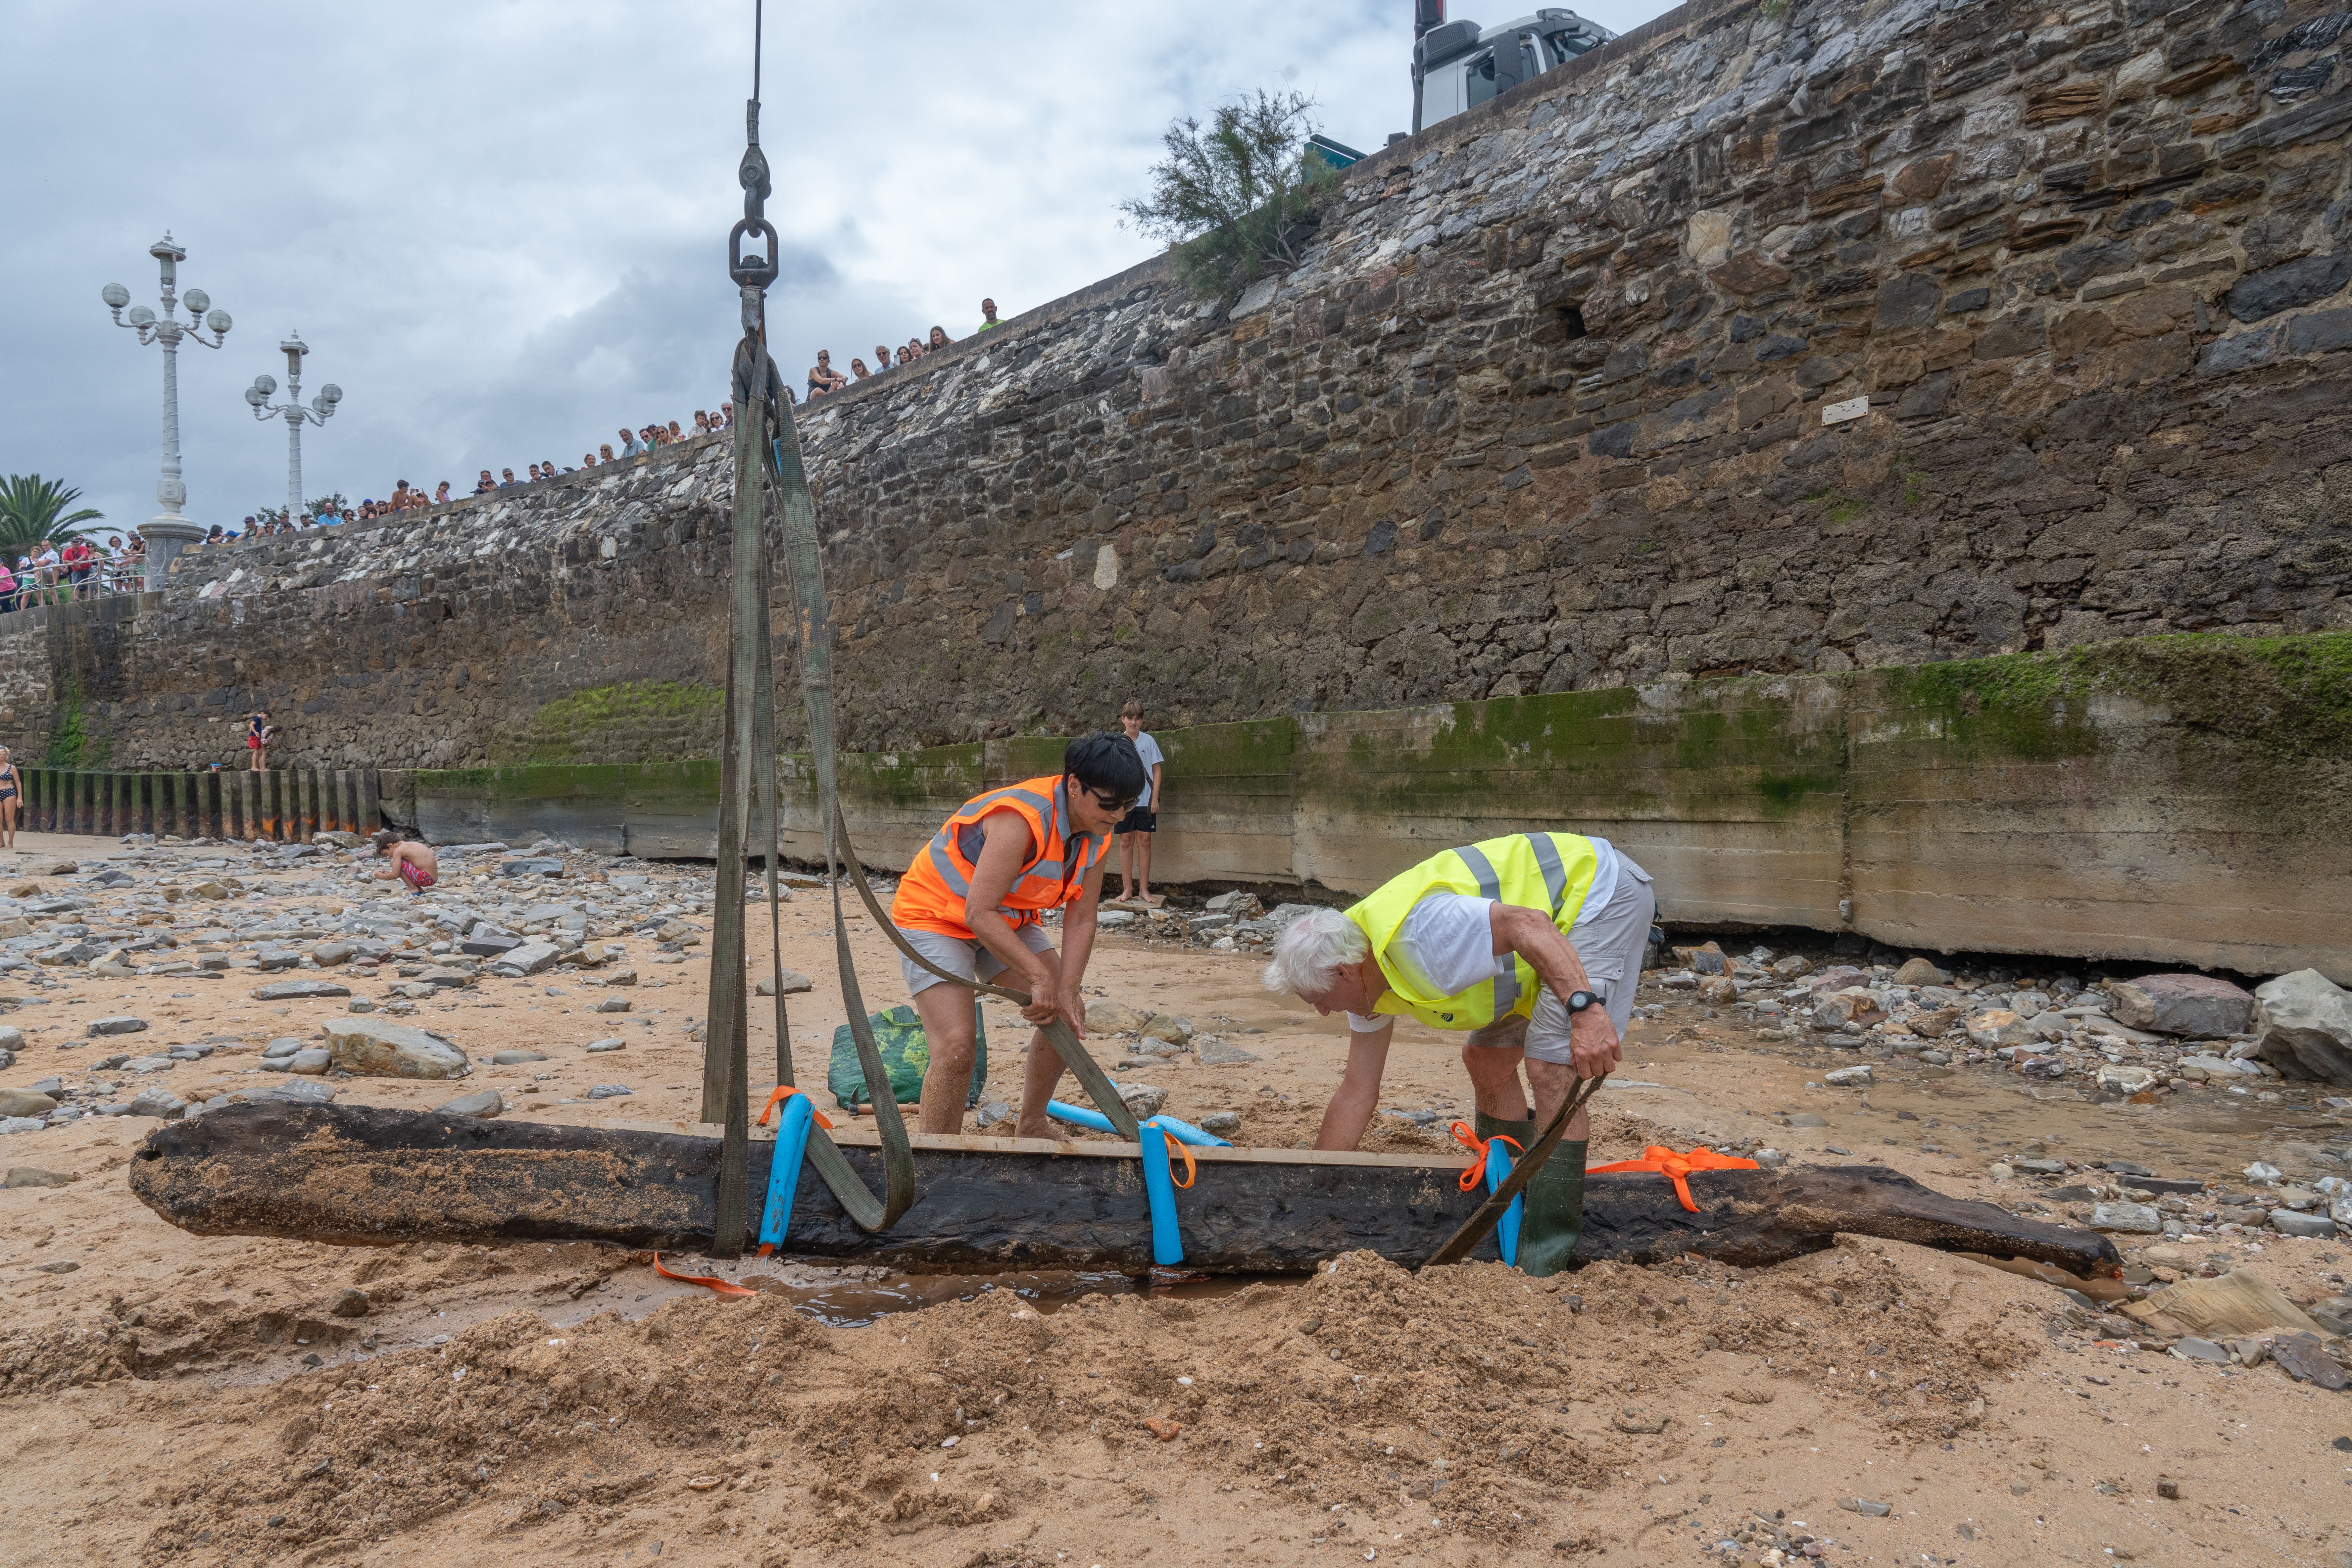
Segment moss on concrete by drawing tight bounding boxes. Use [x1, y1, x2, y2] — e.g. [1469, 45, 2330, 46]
[511, 682, 725, 766]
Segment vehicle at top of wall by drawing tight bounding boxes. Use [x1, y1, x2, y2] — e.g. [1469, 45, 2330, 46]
[1410, 0, 1615, 134]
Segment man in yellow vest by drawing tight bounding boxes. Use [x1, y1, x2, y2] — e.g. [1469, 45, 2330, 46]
[1261, 832, 1656, 1276]
[890, 732, 1146, 1136]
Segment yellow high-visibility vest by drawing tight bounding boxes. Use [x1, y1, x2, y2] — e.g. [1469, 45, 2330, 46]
[1345, 832, 1602, 1031]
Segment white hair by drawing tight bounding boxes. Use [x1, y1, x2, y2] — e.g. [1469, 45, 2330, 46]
[1261, 907, 1368, 998]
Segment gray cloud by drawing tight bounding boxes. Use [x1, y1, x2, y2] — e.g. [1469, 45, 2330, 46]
[1, 0, 1669, 530]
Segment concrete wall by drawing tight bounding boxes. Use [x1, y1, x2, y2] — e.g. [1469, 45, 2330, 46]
[4, 0, 2349, 768]
[390, 633, 2352, 983]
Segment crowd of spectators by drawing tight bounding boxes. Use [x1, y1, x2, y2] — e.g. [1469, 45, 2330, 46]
[0, 533, 145, 610]
[802, 298, 1002, 401]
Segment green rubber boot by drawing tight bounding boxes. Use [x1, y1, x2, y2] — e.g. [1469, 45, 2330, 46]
[1513, 1140, 1588, 1279]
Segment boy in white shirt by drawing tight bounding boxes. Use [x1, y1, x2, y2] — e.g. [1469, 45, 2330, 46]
[1113, 699, 1164, 904]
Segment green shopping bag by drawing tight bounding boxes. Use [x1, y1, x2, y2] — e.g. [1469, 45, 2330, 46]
[828, 999, 988, 1110]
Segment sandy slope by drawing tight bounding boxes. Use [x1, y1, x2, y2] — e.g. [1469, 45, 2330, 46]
[0, 831, 2346, 1567]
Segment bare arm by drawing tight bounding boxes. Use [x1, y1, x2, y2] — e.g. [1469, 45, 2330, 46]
[963, 809, 1063, 1028]
[1491, 903, 1622, 1079]
[1313, 1020, 1393, 1151]
[1150, 760, 1164, 814]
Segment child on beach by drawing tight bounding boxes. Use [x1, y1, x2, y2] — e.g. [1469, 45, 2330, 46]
[369, 831, 438, 894]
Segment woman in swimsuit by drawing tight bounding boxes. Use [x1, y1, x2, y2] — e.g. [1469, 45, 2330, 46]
[0, 748, 17, 849]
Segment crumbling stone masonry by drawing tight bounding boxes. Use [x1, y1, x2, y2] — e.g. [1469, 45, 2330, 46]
[3, 0, 2346, 766]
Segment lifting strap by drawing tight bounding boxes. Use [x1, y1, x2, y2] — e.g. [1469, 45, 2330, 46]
[1419, 1073, 1608, 1271]
[1588, 1145, 1760, 1213]
[1451, 1122, 1524, 1267]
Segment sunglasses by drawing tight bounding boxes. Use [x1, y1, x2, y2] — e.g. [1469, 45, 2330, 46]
[1083, 787, 1139, 814]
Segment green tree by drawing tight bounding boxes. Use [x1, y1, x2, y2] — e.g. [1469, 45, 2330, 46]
[1120, 90, 1342, 302]
[0, 474, 103, 555]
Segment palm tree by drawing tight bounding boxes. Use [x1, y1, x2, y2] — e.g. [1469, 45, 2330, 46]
[0, 475, 104, 555]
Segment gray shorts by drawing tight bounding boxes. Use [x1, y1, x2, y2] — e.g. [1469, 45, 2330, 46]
[1466, 856, 1656, 1066]
[897, 923, 1054, 998]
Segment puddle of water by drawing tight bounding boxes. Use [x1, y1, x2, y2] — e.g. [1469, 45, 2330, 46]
[739, 1268, 1295, 1327]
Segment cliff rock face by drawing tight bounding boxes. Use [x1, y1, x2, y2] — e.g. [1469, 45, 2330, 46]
[7, 0, 2348, 766]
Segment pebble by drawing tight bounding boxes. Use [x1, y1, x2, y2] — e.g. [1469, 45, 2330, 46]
[1822, 1066, 1872, 1087]
[1196, 1038, 1261, 1067]
[286, 1049, 333, 1075]
[436, 1089, 505, 1119]
[595, 998, 633, 1014]
[2094, 1201, 2163, 1234]
[586, 1084, 632, 1100]
[490, 1050, 548, 1066]
[583, 1037, 626, 1053]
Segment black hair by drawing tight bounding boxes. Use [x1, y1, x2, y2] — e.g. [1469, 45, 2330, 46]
[1063, 730, 1146, 799]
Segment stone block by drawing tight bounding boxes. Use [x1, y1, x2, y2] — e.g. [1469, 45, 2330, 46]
[2253, 969, 2352, 1083]
[2106, 973, 2254, 1038]
[251, 979, 352, 1001]
[324, 1018, 471, 1080]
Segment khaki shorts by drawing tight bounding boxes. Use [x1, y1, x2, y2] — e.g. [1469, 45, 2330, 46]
[1466, 856, 1656, 1066]
[897, 923, 1054, 998]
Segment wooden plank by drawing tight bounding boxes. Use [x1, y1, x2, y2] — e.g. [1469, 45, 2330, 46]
[129, 1105, 2119, 1277]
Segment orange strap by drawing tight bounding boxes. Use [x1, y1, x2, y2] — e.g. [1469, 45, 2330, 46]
[756, 1084, 835, 1130]
[1148, 1120, 1197, 1190]
[1587, 1145, 1760, 1213]
[1450, 1121, 1524, 1192]
[652, 1253, 758, 1298]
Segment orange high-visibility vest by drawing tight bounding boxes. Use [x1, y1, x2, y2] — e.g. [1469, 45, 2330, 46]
[890, 775, 1111, 940]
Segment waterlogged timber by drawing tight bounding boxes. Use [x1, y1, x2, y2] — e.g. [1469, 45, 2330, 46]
[129, 1104, 2120, 1276]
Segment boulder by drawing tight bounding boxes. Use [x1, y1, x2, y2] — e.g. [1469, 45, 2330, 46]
[1141, 1013, 1194, 1046]
[594, 998, 632, 1014]
[1892, 957, 1949, 986]
[2107, 974, 2255, 1039]
[1822, 1065, 1873, 1087]
[460, 930, 521, 957]
[0, 1089, 57, 1118]
[1965, 1010, 2041, 1049]
[2092, 1201, 2162, 1233]
[251, 979, 352, 1002]
[0, 1027, 22, 1054]
[492, 942, 562, 976]
[498, 858, 565, 878]
[436, 1089, 504, 1119]
[755, 968, 814, 997]
[2271, 1209, 2337, 1239]
[86, 1016, 149, 1037]
[286, 1049, 333, 1075]
[1086, 1000, 1152, 1034]
[125, 1088, 186, 1119]
[2096, 1063, 2157, 1094]
[2252, 970, 2352, 1082]
[324, 1018, 471, 1080]
[1117, 1083, 1169, 1119]
[311, 942, 356, 967]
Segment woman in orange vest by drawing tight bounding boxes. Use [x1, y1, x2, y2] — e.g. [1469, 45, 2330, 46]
[890, 732, 1147, 1136]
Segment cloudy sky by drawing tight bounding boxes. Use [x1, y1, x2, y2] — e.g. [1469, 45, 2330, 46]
[3, 0, 1670, 533]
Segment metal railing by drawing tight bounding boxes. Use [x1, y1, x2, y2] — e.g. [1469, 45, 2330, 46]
[10, 766, 380, 843]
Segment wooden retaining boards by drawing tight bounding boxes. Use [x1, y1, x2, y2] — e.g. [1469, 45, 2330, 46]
[12, 767, 380, 842]
[129, 1105, 2119, 1277]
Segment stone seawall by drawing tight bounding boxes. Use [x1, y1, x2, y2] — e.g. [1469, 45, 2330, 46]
[0, 0, 2345, 768]
[388, 634, 2352, 984]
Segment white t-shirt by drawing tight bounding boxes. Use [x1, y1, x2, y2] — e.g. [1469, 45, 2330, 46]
[1348, 838, 1621, 1032]
[1129, 730, 1164, 809]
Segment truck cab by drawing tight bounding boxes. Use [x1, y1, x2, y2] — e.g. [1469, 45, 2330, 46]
[1412, 7, 1615, 133]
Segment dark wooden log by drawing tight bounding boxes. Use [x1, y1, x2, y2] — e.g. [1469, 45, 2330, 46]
[129, 1105, 2119, 1276]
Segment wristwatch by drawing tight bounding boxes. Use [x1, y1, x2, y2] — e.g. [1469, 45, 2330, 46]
[1563, 990, 1600, 1014]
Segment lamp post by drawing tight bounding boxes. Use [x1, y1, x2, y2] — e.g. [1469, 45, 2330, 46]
[244, 335, 341, 526]
[102, 232, 232, 589]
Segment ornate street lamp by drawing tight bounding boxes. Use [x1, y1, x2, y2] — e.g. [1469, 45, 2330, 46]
[244, 334, 341, 526]
[102, 232, 232, 588]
